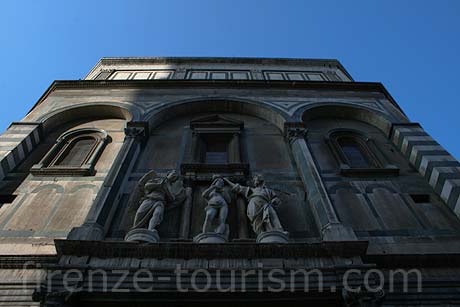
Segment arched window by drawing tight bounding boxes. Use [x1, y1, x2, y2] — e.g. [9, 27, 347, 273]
[326, 129, 398, 176]
[336, 136, 371, 168]
[31, 128, 109, 176]
[53, 136, 97, 167]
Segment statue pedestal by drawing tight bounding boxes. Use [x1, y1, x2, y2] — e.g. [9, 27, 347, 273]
[125, 228, 160, 243]
[256, 231, 289, 243]
[193, 232, 228, 244]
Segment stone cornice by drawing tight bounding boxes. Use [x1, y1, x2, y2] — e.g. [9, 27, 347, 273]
[28, 79, 404, 116]
[55, 239, 369, 259]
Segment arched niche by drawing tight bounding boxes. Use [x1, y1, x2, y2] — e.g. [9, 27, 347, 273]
[299, 104, 396, 136]
[39, 103, 138, 134]
[110, 109, 318, 242]
[145, 98, 289, 133]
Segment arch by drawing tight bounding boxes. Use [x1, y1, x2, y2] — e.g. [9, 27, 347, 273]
[297, 103, 398, 136]
[39, 103, 140, 133]
[144, 97, 289, 132]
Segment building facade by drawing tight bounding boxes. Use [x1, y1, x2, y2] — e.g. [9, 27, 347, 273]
[0, 57, 460, 306]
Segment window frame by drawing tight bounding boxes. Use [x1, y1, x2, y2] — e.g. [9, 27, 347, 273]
[180, 115, 249, 177]
[31, 128, 109, 176]
[326, 129, 399, 177]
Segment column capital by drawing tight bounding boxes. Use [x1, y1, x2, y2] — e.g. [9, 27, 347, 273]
[284, 122, 308, 143]
[124, 121, 149, 142]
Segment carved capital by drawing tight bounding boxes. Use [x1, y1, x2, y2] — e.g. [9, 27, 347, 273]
[284, 122, 307, 144]
[124, 121, 148, 142]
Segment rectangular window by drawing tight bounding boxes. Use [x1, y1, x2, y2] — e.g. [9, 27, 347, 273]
[410, 194, 430, 203]
[203, 135, 229, 164]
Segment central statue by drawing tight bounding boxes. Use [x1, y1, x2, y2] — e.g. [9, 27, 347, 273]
[201, 175, 231, 235]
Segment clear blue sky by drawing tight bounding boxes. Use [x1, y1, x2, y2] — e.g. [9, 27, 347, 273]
[1, 0, 459, 158]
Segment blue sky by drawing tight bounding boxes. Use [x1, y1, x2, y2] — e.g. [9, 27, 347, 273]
[1, 0, 459, 158]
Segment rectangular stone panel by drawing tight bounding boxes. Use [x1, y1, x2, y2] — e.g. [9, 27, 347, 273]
[210, 72, 227, 79]
[111, 72, 132, 80]
[153, 71, 173, 79]
[307, 73, 325, 81]
[286, 73, 305, 81]
[132, 72, 152, 80]
[189, 71, 207, 79]
[265, 72, 285, 80]
[231, 72, 250, 79]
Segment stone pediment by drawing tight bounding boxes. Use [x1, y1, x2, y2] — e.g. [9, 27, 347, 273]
[190, 114, 244, 130]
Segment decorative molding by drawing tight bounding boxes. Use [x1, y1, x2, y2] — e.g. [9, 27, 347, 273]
[28, 80, 404, 117]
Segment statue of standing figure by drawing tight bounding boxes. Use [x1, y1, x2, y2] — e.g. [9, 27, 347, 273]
[202, 175, 231, 235]
[225, 174, 289, 243]
[125, 170, 186, 243]
[194, 175, 231, 243]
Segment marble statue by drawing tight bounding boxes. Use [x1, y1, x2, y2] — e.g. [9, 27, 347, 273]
[202, 175, 231, 234]
[225, 174, 289, 243]
[125, 170, 187, 243]
[194, 175, 231, 243]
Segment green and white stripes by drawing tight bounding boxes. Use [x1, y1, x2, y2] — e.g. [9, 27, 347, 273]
[0, 122, 42, 180]
[391, 123, 460, 214]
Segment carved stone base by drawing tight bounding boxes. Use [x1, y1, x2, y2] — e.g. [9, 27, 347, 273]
[193, 232, 228, 244]
[256, 230, 289, 243]
[125, 228, 160, 243]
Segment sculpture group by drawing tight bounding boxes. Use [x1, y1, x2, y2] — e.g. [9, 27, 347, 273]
[125, 171, 289, 244]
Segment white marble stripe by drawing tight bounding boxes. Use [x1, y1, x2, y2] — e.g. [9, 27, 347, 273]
[440, 179, 460, 204]
[429, 167, 460, 188]
[32, 128, 40, 144]
[16, 143, 25, 161]
[6, 153, 15, 170]
[419, 155, 456, 177]
[393, 126, 424, 145]
[25, 136, 33, 153]
[401, 135, 434, 155]
[409, 145, 445, 165]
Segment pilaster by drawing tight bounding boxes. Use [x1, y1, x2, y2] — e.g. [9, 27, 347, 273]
[285, 122, 357, 241]
[67, 121, 148, 240]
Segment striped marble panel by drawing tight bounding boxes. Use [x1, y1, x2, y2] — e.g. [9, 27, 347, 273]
[391, 123, 460, 214]
[0, 122, 42, 181]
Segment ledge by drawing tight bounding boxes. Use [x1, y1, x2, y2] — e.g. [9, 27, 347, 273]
[54, 239, 369, 259]
[340, 166, 400, 177]
[30, 165, 94, 176]
[180, 163, 250, 178]
[29, 80, 403, 116]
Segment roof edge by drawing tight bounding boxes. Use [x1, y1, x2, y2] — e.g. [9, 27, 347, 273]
[85, 56, 353, 80]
